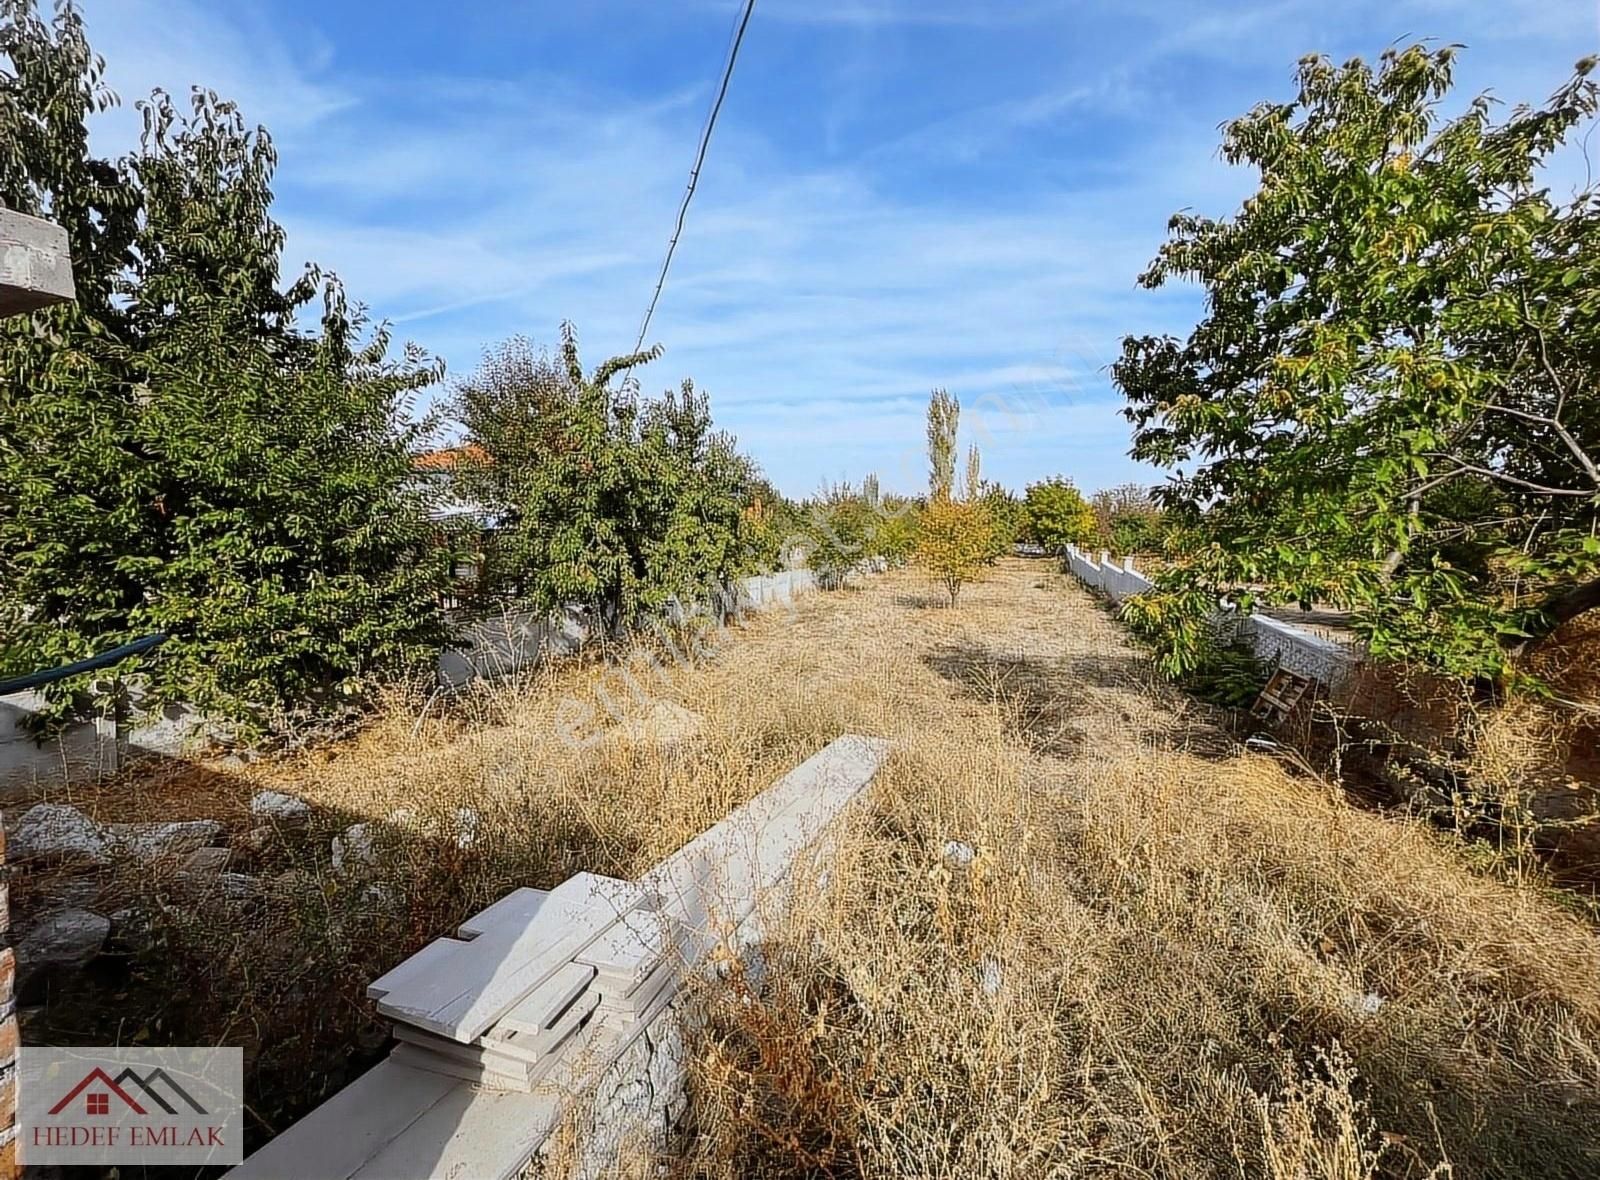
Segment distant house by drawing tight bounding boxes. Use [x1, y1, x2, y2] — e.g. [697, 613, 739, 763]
[410, 445, 499, 606]
[411, 444, 495, 526]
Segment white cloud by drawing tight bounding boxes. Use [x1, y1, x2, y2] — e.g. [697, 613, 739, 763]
[83, 0, 350, 150]
[74, 0, 1600, 497]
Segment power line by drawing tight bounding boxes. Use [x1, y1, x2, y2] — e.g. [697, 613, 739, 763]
[626, 0, 757, 368]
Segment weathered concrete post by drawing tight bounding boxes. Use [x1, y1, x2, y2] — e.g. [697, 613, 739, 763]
[0, 207, 77, 1180]
[0, 211, 74, 316]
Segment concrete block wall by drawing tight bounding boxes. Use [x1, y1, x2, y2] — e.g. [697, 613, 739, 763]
[229, 734, 892, 1180]
[439, 568, 828, 688]
[0, 690, 212, 796]
[3, 567, 840, 787]
[1234, 614, 1359, 692]
[0, 210, 74, 317]
[1063, 545, 1154, 605]
[0, 691, 114, 791]
[1062, 544, 1360, 688]
[540, 731, 884, 1179]
[438, 604, 594, 688]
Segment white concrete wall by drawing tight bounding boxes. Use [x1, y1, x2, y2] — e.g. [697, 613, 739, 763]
[1062, 544, 1360, 687]
[439, 569, 826, 688]
[0, 690, 211, 796]
[1063, 545, 1154, 605]
[1234, 614, 1359, 690]
[437, 603, 594, 688]
[552, 734, 881, 1179]
[0, 208, 75, 315]
[228, 735, 891, 1180]
[0, 691, 112, 792]
[5, 568, 845, 787]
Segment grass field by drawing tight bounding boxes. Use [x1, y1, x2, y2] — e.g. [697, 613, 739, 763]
[19, 558, 1600, 1176]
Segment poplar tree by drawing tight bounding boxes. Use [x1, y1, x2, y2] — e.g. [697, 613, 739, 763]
[926, 387, 959, 501]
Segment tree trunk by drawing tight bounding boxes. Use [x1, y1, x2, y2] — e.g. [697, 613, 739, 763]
[1377, 496, 1422, 581]
[1512, 574, 1600, 654]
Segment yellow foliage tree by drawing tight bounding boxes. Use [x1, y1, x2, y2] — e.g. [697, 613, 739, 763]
[915, 497, 997, 606]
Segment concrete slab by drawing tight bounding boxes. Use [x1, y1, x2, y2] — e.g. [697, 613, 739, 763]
[390, 1042, 534, 1091]
[350, 1022, 617, 1180]
[370, 873, 646, 1043]
[575, 910, 682, 995]
[394, 988, 599, 1074]
[455, 887, 551, 939]
[224, 1059, 458, 1180]
[596, 955, 680, 1018]
[488, 960, 596, 1039]
[369, 894, 613, 1043]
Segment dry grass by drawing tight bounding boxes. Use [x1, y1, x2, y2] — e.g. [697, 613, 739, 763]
[1311, 612, 1600, 877]
[620, 563, 1600, 1179]
[20, 560, 1600, 1177]
[663, 745, 1600, 1177]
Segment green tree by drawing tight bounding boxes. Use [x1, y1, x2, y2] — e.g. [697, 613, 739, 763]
[794, 481, 877, 588]
[735, 473, 804, 574]
[861, 474, 922, 565]
[873, 498, 921, 564]
[1, 0, 148, 694]
[977, 480, 1024, 556]
[792, 477, 924, 585]
[1023, 478, 1097, 553]
[915, 390, 997, 602]
[1091, 484, 1166, 555]
[1115, 45, 1600, 679]
[0, 6, 450, 725]
[452, 328, 755, 631]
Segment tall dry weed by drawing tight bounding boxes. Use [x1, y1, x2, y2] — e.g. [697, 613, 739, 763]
[662, 726, 1600, 1178]
[31, 561, 1600, 1176]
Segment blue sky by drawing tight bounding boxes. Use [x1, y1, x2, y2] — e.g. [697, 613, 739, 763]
[80, 0, 1597, 497]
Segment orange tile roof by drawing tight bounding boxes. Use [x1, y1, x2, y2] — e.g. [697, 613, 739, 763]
[412, 444, 489, 472]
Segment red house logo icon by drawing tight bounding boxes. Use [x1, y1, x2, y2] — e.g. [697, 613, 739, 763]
[49, 1069, 146, 1117]
[20, 1046, 242, 1166]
